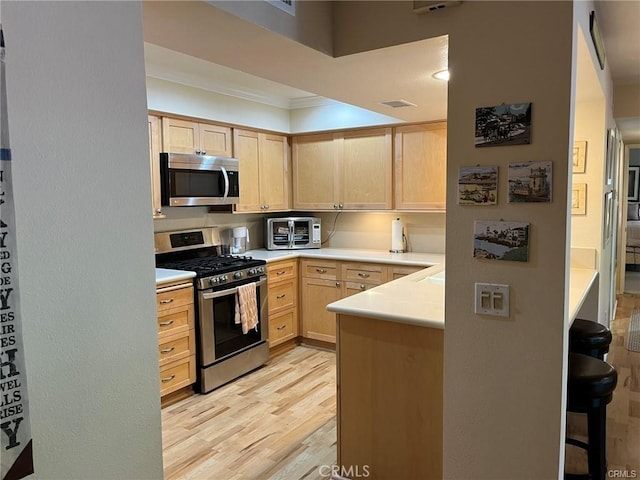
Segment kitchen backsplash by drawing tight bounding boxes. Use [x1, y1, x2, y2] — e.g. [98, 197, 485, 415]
[154, 208, 445, 254]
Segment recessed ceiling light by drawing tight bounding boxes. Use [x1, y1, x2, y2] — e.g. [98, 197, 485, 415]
[432, 69, 450, 81]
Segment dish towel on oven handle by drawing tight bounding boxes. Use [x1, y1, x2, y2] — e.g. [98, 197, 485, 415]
[235, 282, 259, 334]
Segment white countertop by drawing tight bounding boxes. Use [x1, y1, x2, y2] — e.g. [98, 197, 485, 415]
[155, 268, 196, 286]
[327, 264, 598, 330]
[568, 267, 599, 322]
[245, 247, 445, 267]
[327, 264, 445, 329]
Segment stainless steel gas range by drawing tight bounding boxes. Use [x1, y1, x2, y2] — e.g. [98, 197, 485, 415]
[154, 227, 268, 393]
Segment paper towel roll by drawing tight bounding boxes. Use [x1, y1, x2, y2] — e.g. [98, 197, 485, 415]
[391, 218, 404, 252]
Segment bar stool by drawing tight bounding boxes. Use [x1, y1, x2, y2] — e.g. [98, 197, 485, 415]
[569, 319, 612, 360]
[565, 352, 617, 480]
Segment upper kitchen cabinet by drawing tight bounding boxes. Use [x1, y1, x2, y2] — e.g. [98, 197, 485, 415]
[394, 122, 447, 210]
[161, 117, 232, 157]
[292, 128, 392, 211]
[233, 129, 290, 213]
[148, 115, 164, 218]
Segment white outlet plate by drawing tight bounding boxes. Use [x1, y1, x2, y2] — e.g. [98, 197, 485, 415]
[474, 283, 510, 317]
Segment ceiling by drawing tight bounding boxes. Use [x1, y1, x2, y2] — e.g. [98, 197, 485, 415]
[142, 1, 639, 140]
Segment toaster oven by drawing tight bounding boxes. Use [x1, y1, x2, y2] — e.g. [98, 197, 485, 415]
[265, 217, 321, 250]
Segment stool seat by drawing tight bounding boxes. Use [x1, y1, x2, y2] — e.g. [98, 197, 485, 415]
[569, 319, 612, 359]
[565, 353, 618, 480]
[568, 352, 617, 410]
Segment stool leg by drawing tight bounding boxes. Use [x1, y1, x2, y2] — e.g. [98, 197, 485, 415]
[587, 404, 607, 480]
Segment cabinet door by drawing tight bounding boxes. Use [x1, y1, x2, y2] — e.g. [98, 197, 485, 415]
[199, 123, 232, 157]
[161, 117, 198, 154]
[340, 128, 392, 210]
[148, 115, 164, 218]
[394, 122, 447, 210]
[260, 133, 289, 211]
[301, 277, 341, 343]
[234, 129, 262, 212]
[292, 133, 339, 210]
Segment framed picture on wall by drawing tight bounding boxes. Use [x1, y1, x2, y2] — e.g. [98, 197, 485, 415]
[573, 141, 587, 173]
[572, 183, 587, 215]
[628, 167, 639, 201]
[474, 103, 532, 147]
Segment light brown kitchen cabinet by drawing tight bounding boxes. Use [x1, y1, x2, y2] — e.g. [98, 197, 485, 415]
[234, 129, 290, 213]
[292, 128, 392, 211]
[394, 122, 447, 210]
[267, 259, 298, 348]
[292, 133, 338, 210]
[300, 258, 341, 343]
[156, 280, 196, 400]
[341, 262, 387, 297]
[148, 115, 164, 218]
[300, 259, 393, 345]
[161, 117, 232, 157]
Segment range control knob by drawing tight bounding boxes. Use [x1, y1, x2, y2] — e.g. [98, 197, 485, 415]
[248, 268, 257, 275]
[234, 271, 243, 279]
[221, 275, 228, 282]
[210, 277, 218, 285]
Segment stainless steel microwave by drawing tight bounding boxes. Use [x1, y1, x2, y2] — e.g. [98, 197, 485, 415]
[160, 152, 240, 207]
[265, 217, 321, 250]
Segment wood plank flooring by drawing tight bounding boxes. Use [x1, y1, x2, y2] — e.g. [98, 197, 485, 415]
[162, 346, 337, 480]
[566, 293, 640, 475]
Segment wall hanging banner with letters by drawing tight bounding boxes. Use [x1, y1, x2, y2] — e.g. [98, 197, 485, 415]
[0, 24, 34, 480]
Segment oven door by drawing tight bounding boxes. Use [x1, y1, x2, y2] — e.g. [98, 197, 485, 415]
[198, 277, 268, 366]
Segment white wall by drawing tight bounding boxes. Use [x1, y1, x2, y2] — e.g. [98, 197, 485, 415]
[290, 102, 402, 133]
[4, 2, 164, 478]
[146, 76, 291, 132]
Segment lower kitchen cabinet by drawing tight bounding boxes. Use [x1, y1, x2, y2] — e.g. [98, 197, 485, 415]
[267, 259, 298, 348]
[156, 280, 196, 399]
[300, 259, 391, 345]
[301, 276, 342, 343]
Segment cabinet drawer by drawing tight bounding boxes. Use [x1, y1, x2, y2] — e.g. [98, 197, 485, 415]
[268, 280, 296, 313]
[342, 262, 387, 284]
[159, 355, 195, 397]
[301, 259, 339, 280]
[157, 304, 194, 340]
[267, 259, 297, 283]
[389, 265, 424, 280]
[156, 285, 194, 313]
[269, 309, 297, 347]
[343, 281, 380, 298]
[158, 331, 194, 367]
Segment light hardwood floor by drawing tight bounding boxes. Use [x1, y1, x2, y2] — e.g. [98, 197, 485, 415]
[162, 346, 337, 480]
[566, 293, 640, 475]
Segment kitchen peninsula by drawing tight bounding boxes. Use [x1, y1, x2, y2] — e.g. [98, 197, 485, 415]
[326, 262, 598, 479]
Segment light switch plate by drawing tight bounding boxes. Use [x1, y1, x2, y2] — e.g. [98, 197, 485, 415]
[474, 283, 510, 317]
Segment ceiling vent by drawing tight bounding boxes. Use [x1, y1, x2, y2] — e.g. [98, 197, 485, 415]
[413, 1, 462, 14]
[381, 100, 417, 108]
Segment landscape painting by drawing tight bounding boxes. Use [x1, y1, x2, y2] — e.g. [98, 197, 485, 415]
[475, 102, 532, 147]
[508, 161, 552, 203]
[458, 166, 498, 205]
[473, 220, 530, 262]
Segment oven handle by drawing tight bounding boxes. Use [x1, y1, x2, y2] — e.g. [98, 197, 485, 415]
[202, 277, 267, 300]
